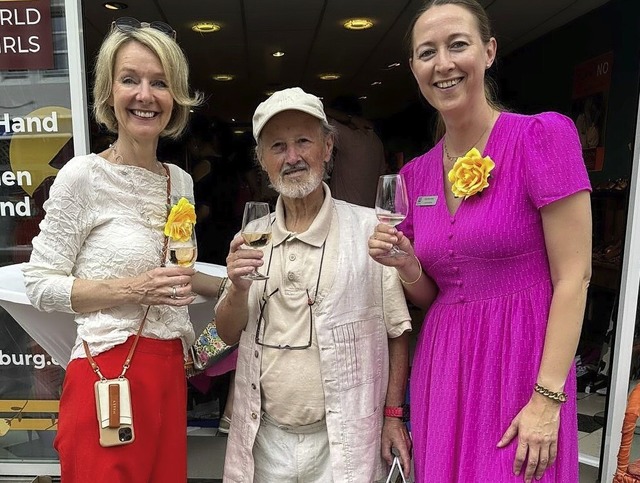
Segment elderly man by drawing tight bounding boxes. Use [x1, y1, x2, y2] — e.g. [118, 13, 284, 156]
[216, 87, 412, 482]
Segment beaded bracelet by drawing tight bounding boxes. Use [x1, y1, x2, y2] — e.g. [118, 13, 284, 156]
[397, 255, 423, 285]
[534, 383, 567, 403]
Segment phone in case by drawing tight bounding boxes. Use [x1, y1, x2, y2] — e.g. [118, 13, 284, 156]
[94, 378, 135, 447]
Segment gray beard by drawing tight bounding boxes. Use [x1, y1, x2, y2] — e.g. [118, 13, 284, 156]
[271, 170, 324, 199]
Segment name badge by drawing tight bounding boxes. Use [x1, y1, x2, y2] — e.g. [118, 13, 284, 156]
[416, 195, 438, 206]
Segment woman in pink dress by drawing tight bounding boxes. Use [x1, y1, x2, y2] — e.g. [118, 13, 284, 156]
[369, 1, 592, 481]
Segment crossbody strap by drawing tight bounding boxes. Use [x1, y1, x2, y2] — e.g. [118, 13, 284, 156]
[83, 163, 172, 380]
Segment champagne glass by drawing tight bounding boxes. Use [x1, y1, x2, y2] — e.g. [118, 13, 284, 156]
[375, 174, 409, 258]
[166, 196, 198, 268]
[241, 201, 272, 280]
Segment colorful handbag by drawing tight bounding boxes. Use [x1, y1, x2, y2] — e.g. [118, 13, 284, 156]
[186, 319, 237, 377]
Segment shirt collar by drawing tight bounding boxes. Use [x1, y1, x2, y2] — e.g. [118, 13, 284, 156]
[272, 182, 333, 248]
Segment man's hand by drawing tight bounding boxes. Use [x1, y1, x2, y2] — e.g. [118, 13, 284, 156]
[381, 417, 412, 477]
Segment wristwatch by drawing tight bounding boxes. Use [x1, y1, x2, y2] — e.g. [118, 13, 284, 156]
[384, 404, 409, 421]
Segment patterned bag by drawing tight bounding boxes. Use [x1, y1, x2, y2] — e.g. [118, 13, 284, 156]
[186, 319, 237, 378]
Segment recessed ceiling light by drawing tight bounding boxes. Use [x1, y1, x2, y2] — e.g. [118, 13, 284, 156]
[272, 51, 285, 58]
[192, 22, 221, 33]
[343, 18, 374, 30]
[231, 118, 236, 122]
[371, 81, 382, 86]
[212, 74, 234, 81]
[103, 2, 127, 9]
[358, 96, 367, 100]
[319, 73, 341, 81]
[265, 91, 275, 96]
[387, 62, 401, 68]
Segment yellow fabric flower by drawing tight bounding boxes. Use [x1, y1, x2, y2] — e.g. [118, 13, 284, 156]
[447, 148, 495, 199]
[164, 197, 196, 241]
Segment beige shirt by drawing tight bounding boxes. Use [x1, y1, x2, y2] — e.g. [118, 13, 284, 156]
[259, 184, 410, 426]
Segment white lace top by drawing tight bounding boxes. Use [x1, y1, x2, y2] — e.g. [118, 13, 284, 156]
[23, 153, 195, 361]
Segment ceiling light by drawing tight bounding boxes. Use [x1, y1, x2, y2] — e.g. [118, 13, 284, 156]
[231, 118, 236, 122]
[358, 96, 367, 100]
[319, 73, 341, 81]
[192, 22, 221, 33]
[387, 62, 401, 68]
[265, 91, 275, 97]
[343, 18, 374, 30]
[272, 51, 285, 58]
[213, 74, 234, 81]
[233, 129, 245, 135]
[103, 2, 127, 9]
[371, 81, 382, 86]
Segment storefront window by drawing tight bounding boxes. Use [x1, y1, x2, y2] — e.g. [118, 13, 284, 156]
[0, 0, 72, 466]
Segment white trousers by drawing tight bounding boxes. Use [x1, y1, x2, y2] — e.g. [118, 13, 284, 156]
[252, 413, 333, 483]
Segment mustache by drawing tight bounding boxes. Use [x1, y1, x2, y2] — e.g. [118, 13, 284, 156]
[280, 161, 309, 176]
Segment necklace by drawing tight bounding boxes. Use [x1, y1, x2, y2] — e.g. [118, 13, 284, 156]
[107, 142, 169, 227]
[443, 111, 497, 163]
[109, 141, 164, 176]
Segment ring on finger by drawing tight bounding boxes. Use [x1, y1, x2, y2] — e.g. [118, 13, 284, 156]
[171, 286, 177, 299]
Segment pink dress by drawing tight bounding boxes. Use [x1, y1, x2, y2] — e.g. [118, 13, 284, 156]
[400, 112, 591, 482]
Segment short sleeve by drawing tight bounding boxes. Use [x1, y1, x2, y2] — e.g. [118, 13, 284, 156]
[381, 265, 412, 338]
[523, 112, 592, 209]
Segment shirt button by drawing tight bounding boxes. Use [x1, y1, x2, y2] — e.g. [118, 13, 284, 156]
[251, 383, 257, 390]
[289, 254, 296, 261]
[453, 266, 459, 273]
[254, 350, 259, 358]
[251, 412, 258, 420]
[287, 272, 295, 281]
[458, 295, 465, 302]
[448, 233, 453, 239]
[448, 249, 454, 256]
[457, 280, 463, 287]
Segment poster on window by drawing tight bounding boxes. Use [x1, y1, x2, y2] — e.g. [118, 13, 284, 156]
[570, 52, 613, 172]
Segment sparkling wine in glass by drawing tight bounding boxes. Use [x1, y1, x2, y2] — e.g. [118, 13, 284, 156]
[241, 202, 272, 280]
[165, 195, 198, 268]
[375, 174, 409, 258]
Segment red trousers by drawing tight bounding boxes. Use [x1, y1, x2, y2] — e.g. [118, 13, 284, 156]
[54, 337, 187, 483]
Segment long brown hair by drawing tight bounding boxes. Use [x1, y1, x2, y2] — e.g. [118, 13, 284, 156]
[406, 0, 507, 141]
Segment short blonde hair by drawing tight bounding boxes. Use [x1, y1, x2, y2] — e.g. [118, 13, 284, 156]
[92, 27, 202, 139]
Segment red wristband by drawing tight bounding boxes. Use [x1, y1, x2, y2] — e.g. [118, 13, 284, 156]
[384, 406, 404, 418]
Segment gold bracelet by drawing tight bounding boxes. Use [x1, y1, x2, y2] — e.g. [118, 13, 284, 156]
[397, 255, 423, 285]
[534, 383, 567, 403]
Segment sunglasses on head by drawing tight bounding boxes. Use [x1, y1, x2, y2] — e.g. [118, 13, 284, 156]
[111, 17, 176, 39]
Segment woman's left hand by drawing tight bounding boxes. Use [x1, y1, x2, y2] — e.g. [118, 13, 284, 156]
[497, 392, 561, 482]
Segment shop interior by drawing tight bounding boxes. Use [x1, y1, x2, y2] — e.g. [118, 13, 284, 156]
[1, 0, 639, 480]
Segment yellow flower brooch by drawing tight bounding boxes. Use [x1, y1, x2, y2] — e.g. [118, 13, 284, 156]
[164, 197, 196, 241]
[447, 148, 495, 199]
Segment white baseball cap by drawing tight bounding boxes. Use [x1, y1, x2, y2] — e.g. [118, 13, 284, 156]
[252, 87, 327, 141]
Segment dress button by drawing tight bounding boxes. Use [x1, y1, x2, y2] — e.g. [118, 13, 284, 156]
[251, 412, 258, 420]
[448, 233, 454, 239]
[448, 249, 454, 256]
[289, 254, 296, 261]
[457, 280, 463, 287]
[287, 272, 295, 281]
[458, 295, 465, 302]
[453, 266, 459, 273]
[450, 218, 455, 224]
[254, 350, 259, 358]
